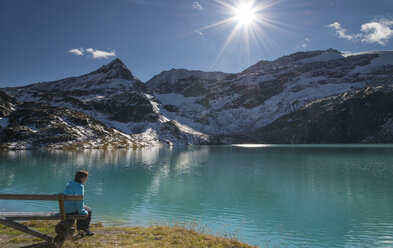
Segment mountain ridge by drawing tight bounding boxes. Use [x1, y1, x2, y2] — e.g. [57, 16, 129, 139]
[1, 48, 393, 149]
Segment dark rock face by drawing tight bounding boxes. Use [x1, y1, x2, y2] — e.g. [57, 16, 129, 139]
[0, 91, 19, 117]
[256, 86, 393, 143]
[151, 76, 208, 97]
[163, 104, 179, 112]
[91, 91, 158, 123]
[0, 102, 143, 150]
[215, 78, 287, 110]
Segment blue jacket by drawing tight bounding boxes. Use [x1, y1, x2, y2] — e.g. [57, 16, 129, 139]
[63, 180, 88, 215]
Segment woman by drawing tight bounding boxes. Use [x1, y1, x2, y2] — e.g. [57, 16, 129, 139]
[63, 170, 95, 236]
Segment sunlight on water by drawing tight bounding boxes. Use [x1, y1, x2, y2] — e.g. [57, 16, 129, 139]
[233, 144, 273, 148]
[1, 145, 393, 247]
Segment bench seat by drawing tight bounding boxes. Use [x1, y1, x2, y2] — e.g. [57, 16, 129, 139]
[0, 212, 87, 220]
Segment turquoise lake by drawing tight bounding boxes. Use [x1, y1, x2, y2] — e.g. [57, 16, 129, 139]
[1, 145, 393, 247]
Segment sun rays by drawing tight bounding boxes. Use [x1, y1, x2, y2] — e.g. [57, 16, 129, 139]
[195, 0, 283, 64]
[234, 1, 257, 27]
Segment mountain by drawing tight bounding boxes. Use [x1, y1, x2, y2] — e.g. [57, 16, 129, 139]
[3, 59, 211, 148]
[146, 49, 393, 137]
[1, 49, 393, 149]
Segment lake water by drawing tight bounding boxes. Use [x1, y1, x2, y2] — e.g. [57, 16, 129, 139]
[1, 145, 393, 247]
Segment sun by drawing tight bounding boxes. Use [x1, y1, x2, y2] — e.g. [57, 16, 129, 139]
[193, 0, 281, 63]
[234, 2, 256, 27]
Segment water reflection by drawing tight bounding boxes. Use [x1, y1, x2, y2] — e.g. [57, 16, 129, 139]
[1, 146, 393, 247]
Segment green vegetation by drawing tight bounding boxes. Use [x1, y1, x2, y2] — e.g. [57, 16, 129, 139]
[0, 220, 256, 248]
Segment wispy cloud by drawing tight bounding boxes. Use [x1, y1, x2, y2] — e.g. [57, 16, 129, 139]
[328, 22, 361, 40]
[328, 18, 393, 45]
[298, 37, 311, 50]
[86, 48, 116, 59]
[192, 2, 203, 10]
[68, 48, 84, 56]
[68, 47, 116, 59]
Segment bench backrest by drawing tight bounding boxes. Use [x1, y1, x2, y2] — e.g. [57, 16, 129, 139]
[0, 193, 83, 221]
[0, 194, 83, 201]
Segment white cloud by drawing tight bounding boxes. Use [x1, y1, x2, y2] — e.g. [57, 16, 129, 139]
[68, 48, 84, 56]
[305, 38, 310, 42]
[302, 44, 307, 48]
[85, 48, 116, 59]
[361, 19, 393, 45]
[68, 47, 116, 59]
[193, 2, 203, 10]
[328, 18, 393, 45]
[197, 31, 203, 36]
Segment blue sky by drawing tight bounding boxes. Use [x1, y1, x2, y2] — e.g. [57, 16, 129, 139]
[1, 0, 392, 87]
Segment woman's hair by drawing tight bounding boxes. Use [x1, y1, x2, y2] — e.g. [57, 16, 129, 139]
[74, 170, 89, 183]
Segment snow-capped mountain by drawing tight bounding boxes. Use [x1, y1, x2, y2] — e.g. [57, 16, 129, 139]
[2, 49, 393, 149]
[147, 49, 393, 137]
[4, 59, 211, 147]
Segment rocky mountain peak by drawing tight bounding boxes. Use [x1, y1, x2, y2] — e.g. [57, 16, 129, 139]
[325, 48, 341, 53]
[92, 58, 138, 81]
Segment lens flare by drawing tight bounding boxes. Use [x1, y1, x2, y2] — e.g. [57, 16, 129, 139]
[193, 0, 283, 64]
[234, 2, 256, 26]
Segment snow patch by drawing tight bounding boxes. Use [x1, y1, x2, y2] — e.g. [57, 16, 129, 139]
[348, 51, 393, 74]
[25, 125, 39, 133]
[133, 128, 160, 145]
[155, 94, 203, 112]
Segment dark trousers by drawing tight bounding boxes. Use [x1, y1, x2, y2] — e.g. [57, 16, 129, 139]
[67, 206, 92, 231]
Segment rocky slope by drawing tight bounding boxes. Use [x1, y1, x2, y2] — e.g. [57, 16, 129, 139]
[0, 91, 147, 150]
[2, 49, 393, 148]
[255, 86, 393, 143]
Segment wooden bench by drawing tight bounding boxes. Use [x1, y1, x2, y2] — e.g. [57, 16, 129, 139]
[0, 193, 87, 242]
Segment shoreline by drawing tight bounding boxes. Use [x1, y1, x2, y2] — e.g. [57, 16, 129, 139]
[0, 220, 256, 248]
[2, 143, 393, 152]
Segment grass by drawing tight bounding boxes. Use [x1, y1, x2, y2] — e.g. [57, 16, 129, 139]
[0, 220, 256, 248]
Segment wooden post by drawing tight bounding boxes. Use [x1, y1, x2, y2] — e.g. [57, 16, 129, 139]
[58, 193, 66, 222]
[0, 216, 53, 242]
